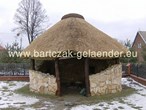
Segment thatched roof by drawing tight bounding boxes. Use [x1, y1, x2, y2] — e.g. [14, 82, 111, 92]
[23, 13, 127, 60]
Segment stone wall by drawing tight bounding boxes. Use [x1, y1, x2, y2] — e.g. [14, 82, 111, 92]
[29, 64, 122, 96]
[89, 64, 122, 96]
[29, 70, 57, 95]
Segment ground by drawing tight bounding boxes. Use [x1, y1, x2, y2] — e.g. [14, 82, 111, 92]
[0, 78, 146, 110]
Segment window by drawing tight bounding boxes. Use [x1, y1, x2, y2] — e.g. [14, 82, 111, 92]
[138, 43, 141, 48]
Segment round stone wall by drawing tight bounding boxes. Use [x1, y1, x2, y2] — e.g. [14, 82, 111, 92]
[89, 64, 122, 96]
[29, 70, 57, 95]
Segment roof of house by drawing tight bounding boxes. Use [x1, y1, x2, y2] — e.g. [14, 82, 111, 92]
[139, 31, 146, 43]
[132, 31, 146, 47]
[23, 13, 127, 59]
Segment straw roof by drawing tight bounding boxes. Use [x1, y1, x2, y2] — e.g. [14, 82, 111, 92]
[23, 13, 127, 60]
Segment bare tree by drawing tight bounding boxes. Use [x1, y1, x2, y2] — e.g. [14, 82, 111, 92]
[14, 0, 48, 70]
[14, 0, 48, 44]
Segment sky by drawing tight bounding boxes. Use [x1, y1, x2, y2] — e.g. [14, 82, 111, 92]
[0, 0, 146, 47]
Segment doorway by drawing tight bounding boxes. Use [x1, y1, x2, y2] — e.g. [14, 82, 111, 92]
[59, 58, 86, 96]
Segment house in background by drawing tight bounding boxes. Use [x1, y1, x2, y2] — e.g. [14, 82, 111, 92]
[132, 31, 146, 62]
[0, 45, 5, 52]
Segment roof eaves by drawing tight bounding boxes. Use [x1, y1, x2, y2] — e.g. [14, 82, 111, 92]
[132, 32, 138, 48]
[138, 31, 146, 44]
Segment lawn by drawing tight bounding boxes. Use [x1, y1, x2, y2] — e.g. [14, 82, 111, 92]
[0, 78, 146, 110]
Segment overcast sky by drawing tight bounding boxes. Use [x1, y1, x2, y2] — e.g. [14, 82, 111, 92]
[0, 0, 146, 47]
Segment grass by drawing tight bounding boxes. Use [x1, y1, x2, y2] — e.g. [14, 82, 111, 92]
[127, 103, 143, 110]
[132, 106, 143, 110]
[83, 85, 136, 104]
[103, 107, 110, 110]
[2, 86, 8, 90]
[15, 84, 136, 105]
[8, 83, 16, 87]
[118, 106, 124, 109]
[15, 84, 57, 99]
[0, 108, 20, 110]
[118, 99, 125, 104]
[107, 102, 114, 105]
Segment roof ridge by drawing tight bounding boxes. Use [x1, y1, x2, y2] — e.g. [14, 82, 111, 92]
[138, 31, 146, 44]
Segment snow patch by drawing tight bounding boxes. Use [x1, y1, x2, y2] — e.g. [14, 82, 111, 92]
[71, 78, 146, 110]
[0, 81, 39, 109]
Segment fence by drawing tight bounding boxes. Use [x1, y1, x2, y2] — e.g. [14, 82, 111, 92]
[0, 63, 30, 76]
[131, 63, 146, 79]
[0, 63, 145, 79]
[122, 63, 146, 86]
[122, 63, 128, 77]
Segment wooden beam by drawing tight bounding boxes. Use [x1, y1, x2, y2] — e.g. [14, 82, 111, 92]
[84, 58, 91, 96]
[55, 58, 61, 96]
[30, 59, 35, 70]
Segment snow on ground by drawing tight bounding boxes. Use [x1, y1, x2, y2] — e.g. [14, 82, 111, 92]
[0, 81, 39, 109]
[0, 78, 146, 110]
[71, 78, 146, 110]
[71, 101, 134, 110]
